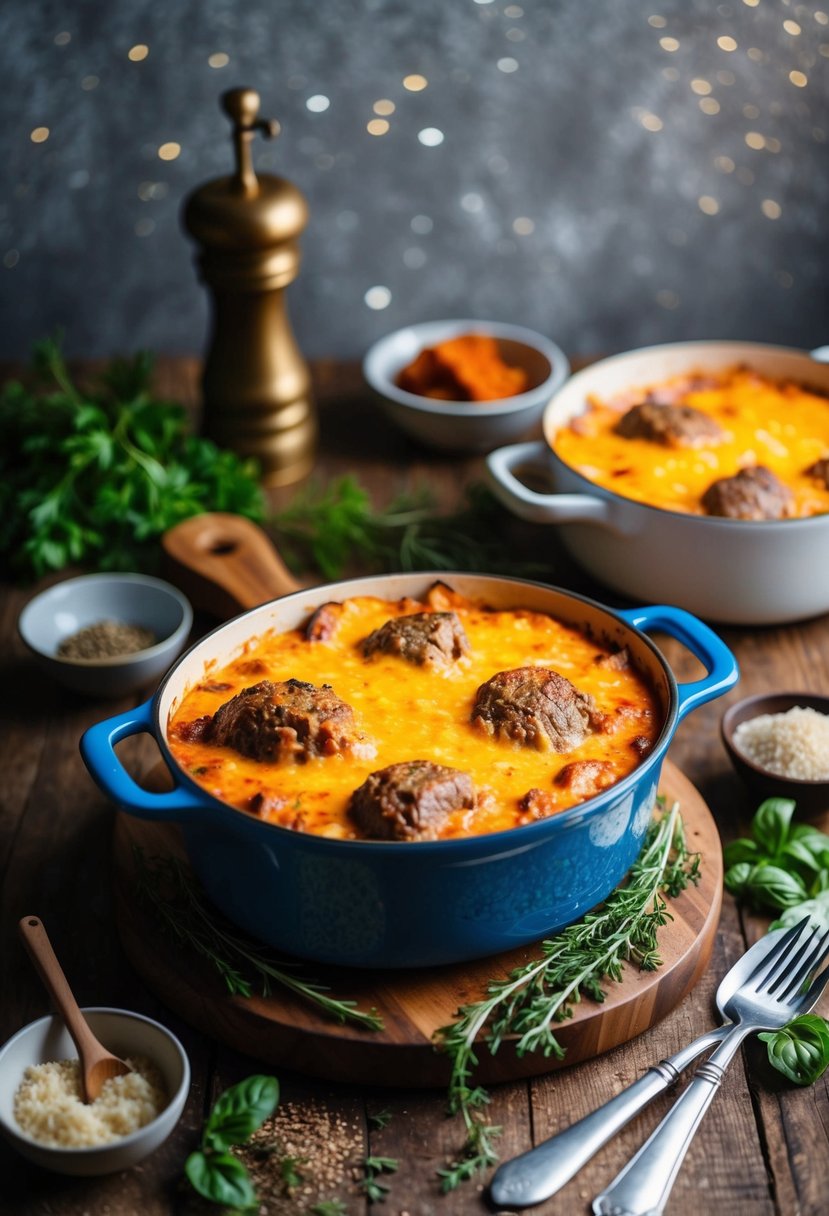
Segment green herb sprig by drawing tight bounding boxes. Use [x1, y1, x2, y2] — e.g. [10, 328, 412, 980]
[185, 1074, 280, 1211]
[434, 801, 699, 1189]
[0, 339, 265, 579]
[724, 797, 829, 914]
[271, 476, 548, 581]
[723, 798, 829, 1086]
[133, 848, 383, 1031]
[310, 1200, 349, 1215]
[758, 1014, 829, 1086]
[359, 1154, 399, 1203]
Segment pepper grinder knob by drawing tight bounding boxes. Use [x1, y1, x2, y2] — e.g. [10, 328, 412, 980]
[221, 89, 281, 196]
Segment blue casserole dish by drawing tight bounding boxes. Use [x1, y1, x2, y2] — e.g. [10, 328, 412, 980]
[80, 573, 737, 968]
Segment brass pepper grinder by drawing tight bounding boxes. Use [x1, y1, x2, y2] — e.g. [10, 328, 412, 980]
[183, 87, 317, 486]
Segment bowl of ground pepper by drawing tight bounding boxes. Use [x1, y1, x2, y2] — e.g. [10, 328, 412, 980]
[18, 573, 193, 698]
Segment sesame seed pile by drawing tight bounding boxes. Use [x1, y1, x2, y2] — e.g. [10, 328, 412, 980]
[733, 705, 829, 781]
[234, 1098, 365, 1213]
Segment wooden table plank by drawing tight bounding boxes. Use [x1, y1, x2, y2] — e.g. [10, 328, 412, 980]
[1, 356, 828, 1215]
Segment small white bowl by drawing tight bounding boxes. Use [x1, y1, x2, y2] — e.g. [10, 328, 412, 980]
[18, 572, 193, 698]
[363, 319, 570, 453]
[0, 1007, 190, 1176]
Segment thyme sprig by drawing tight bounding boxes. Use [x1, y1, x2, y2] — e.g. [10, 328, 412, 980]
[434, 802, 700, 1190]
[270, 476, 548, 581]
[132, 848, 383, 1031]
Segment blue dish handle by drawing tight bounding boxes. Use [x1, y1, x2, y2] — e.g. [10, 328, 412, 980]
[80, 698, 217, 823]
[617, 605, 739, 723]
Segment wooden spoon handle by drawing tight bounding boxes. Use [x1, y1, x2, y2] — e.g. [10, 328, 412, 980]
[161, 512, 301, 617]
[18, 916, 102, 1063]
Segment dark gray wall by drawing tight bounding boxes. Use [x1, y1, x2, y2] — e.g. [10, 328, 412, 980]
[2, 0, 828, 361]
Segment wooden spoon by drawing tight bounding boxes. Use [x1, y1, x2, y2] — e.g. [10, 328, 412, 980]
[19, 916, 131, 1103]
[162, 512, 301, 617]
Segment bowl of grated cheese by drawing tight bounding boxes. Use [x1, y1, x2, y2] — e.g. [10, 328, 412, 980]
[0, 1007, 190, 1175]
[722, 692, 829, 816]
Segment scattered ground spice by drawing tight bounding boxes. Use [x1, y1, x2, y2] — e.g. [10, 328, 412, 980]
[233, 1098, 365, 1214]
[57, 619, 157, 660]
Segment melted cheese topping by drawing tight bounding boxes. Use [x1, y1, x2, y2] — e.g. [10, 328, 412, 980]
[167, 591, 660, 841]
[552, 367, 829, 517]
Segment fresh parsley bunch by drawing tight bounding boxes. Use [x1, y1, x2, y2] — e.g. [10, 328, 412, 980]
[185, 1074, 279, 1210]
[0, 339, 265, 579]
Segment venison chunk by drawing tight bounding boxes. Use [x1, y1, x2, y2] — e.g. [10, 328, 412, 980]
[471, 667, 603, 752]
[615, 402, 724, 448]
[362, 612, 470, 669]
[207, 679, 369, 763]
[701, 465, 793, 520]
[349, 760, 475, 841]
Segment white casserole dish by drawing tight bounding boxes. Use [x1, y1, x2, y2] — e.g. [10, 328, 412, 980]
[486, 341, 829, 625]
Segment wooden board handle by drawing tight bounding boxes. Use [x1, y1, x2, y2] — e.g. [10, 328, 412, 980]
[162, 513, 301, 617]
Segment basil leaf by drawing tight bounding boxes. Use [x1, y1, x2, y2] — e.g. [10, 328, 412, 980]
[724, 862, 755, 897]
[751, 798, 796, 857]
[185, 1150, 257, 1207]
[722, 839, 761, 868]
[789, 825, 829, 857]
[758, 1014, 829, 1086]
[745, 864, 807, 910]
[782, 838, 827, 877]
[203, 1075, 279, 1151]
[770, 890, 829, 934]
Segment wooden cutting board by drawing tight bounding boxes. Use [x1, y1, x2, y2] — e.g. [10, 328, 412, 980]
[113, 757, 721, 1087]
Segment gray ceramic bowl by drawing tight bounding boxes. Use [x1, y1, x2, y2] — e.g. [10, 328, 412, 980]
[18, 573, 193, 698]
[363, 319, 570, 453]
[721, 692, 829, 817]
[0, 1007, 190, 1176]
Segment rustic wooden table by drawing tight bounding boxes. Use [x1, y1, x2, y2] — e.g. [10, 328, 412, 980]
[2, 358, 828, 1216]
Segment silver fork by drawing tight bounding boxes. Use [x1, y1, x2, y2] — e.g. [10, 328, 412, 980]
[593, 917, 829, 1216]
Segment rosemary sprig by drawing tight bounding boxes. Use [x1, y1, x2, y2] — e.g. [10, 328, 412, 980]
[434, 802, 700, 1190]
[270, 476, 549, 581]
[132, 848, 384, 1031]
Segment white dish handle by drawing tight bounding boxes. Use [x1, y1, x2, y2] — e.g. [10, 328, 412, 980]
[810, 346, 829, 362]
[486, 441, 618, 529]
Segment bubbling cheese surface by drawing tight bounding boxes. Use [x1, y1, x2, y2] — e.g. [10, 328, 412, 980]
[552, 367, 829, 518]
[166, 590, 661, 840]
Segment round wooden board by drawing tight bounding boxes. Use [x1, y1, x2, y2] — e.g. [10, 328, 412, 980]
[113, 758, 721, 1088]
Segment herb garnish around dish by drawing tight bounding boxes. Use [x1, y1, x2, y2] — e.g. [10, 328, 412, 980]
[723, 797, 829, 1086]
[185, 1074, 280, 1211]
[0, 339, 264, 579]
[434, 801, 700, 1189]
[270, 475, 548, 580]
[133, 848, 383, 1031]
[723, 797, 829, 916]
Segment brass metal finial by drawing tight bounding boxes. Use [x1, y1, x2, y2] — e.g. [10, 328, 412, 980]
[182, 87, 316, 487]
[221, 88, 281, 196]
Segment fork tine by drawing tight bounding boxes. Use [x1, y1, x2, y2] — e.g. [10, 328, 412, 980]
[745, 916, 810, 990]
[765, 923, 824, 996]
[778, 928, 829, 1002]
[799, 957, 829, 1009]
